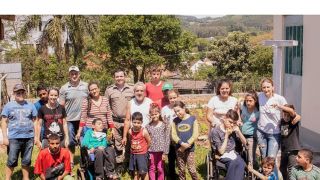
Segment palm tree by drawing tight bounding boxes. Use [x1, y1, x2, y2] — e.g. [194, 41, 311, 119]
[18, 15, 98, 63]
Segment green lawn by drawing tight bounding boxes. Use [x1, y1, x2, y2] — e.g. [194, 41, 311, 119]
[0, 144, 210, 180]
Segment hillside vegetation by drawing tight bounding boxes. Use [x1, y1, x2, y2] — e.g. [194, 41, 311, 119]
[178, 15, 273, 38]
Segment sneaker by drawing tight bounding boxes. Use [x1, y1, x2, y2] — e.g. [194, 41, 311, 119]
[107, 173, 119, 180]
[115, 163, 125, 174]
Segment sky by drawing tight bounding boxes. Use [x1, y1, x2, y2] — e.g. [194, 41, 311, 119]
[0, 0, 319, 15]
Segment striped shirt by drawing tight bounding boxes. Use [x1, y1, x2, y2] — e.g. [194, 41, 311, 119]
[80, 96, 114, 129]
[290, 165, 320, 180]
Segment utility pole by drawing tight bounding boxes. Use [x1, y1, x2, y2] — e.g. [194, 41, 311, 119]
[262, 40, 298, 95]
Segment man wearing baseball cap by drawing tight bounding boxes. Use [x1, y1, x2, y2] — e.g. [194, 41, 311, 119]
[59, 66, 88, 167]
[1, 83, 38, 180]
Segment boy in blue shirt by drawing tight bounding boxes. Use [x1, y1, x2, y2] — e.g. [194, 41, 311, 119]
[248, 157, 279, 180]
[82, 118, 117, 179]
[1, 83, 38, 180]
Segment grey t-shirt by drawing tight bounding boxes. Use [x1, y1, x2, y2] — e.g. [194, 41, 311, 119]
[59, 81, 88, 121]
[210, 126, 236, 154]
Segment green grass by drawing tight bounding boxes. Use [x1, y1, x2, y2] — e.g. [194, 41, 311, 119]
[0, 144, 210, 180]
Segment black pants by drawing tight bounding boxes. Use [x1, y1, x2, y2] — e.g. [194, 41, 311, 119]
[94, 146, 116, 177]
[168, 144, 177, 179]
[280, 150, 298, 180]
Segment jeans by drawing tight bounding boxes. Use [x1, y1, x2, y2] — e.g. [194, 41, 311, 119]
[257, 129, 280, 158]
[67, 121, 80, 153]
[245, 136, 257, 167]
[94, 147, 116, 178]
[7, 138, 34, 167]
[220, 154, 246, 180]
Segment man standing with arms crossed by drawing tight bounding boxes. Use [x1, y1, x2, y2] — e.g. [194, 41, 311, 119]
[105, 69, 134, 173]
[59, 66, 88, 169]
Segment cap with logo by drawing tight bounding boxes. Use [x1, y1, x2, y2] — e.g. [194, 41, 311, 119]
[162, 83, 173, 91]
[13, 83, 26, 92]
[68, 65, 80, 72]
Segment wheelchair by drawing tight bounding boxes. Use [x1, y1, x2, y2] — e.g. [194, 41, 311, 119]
[76, 128, 117, 180]
[76, 146, 98, 180]
[206, 140, 254, 180]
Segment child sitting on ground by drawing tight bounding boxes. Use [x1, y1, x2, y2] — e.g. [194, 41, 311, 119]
[290, 148, 320, 180]
[248, 157, 279, 180]
[82, 118, 117, 180]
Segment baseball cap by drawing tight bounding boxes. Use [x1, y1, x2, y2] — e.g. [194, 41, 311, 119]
[68, 65, 80, 72]
[13, 83, 26, 92]
[162, 83, 173, 91]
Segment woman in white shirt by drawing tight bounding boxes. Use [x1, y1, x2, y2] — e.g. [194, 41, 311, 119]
[257, 78, 287, 158]
[206, 79, 238, 128]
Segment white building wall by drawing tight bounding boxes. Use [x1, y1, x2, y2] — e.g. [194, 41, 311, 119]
[300, 16, 320, 150]
[274, 15, 320, 151]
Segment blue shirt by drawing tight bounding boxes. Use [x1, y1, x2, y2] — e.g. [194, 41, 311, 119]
[173, 116, 196, 151]
[34, 100, 46, 111]
[268, 171, 278, 180]
[240, 105, 259, 136]
[1, 100, 37, 139]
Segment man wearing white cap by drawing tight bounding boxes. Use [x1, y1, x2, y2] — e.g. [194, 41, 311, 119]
[59, 66, 88, 166]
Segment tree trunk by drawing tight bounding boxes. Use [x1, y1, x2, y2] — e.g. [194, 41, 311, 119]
[139, 64, 146, 83]
[132, 66, 139, 83]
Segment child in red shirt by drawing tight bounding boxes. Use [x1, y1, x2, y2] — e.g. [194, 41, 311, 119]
[145, 67, 164, 107]
[128, 112, 151, 180]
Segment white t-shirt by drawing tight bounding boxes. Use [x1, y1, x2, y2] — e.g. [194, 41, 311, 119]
[258, 93, 287, 134]
[130, 97, 153, 127]
[161, 105, 177, 124]
[207, 96, 238, 126]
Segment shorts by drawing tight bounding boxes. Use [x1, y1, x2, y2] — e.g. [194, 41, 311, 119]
[7, 138, 34, 167]
[129, 153, 148, 175]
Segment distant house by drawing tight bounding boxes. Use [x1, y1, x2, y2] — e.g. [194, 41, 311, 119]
[161, 58, 214, 94]
[0, 15, 15, 40]
[0, 63, 22, 107]
[23, 16, 69, 55]
[190, 58, 213, 73]
[166, 78, 212, 94]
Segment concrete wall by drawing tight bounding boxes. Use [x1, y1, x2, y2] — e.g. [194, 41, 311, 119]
[300, 16, 320, 150]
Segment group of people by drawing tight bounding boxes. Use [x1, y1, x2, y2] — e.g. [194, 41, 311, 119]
[207, 79, 320, 180]
[0, 66, 198, 180]
[1, 64, 320, 180]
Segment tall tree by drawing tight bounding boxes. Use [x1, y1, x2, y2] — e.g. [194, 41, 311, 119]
[209, 31, 251, 81]
[96, 15, 195, 82]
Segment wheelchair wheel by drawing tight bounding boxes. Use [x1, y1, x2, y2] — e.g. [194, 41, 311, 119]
[77, 168, 86, 180]
[206, 152, 215, 180]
